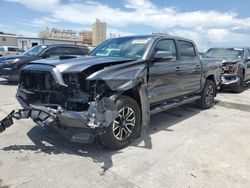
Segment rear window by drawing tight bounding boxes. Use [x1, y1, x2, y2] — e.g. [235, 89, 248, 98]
[179, 41, 196, 60]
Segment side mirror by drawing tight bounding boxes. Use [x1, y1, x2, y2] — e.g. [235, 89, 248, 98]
[153, 51, 174, 62]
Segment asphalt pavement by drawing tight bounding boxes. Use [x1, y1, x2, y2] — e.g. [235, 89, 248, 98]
[0, 78, 250, 188]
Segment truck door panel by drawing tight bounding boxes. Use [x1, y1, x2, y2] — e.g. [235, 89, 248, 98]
[148, 39, 181, 104]
[177, 41, 202, 95]
[148, 61, 179, 103]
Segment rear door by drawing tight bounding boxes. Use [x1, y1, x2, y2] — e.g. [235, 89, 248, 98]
[176, 40, 202, 95]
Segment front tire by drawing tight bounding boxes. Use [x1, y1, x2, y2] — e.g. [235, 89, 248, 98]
[197, 80, 216, 109]
[101, 96, 141, 150]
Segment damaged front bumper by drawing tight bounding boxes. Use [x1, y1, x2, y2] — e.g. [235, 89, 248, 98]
[0, 95, 119, 144]
[221, 73, 240, 86]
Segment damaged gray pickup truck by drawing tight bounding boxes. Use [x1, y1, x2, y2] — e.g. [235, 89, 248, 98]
[203, 47, 250, 93]
[0, 35, 221, 149]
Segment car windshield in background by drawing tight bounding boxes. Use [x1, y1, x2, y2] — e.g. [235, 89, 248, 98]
[203, 48, 244, 59]
[90, 37, 152, 60]
[23, 45, 47, 56]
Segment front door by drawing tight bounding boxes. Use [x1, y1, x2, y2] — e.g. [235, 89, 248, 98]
[148, 39, 180, 104]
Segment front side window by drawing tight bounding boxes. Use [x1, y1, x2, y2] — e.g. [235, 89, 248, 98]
[154, 39, 177, 60]
[179, 41, 196, 60]
[90, 37, 152, 60]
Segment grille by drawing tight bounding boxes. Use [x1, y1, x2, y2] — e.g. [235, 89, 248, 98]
[20, 71, 56, 91]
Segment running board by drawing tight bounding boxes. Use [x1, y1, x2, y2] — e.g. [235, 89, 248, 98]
[150, 96, 201, 115]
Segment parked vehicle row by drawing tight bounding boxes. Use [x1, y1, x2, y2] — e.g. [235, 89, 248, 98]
[0, 46, 23, 56]
[0, 34, 249, 150]
[0, 44, 89, 82]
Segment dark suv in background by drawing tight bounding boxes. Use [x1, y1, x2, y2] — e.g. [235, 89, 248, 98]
[0, 44, 89, 82]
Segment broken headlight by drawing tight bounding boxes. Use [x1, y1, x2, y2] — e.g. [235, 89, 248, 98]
[223, 64, 238, 74]
[3, 58, 20, 65]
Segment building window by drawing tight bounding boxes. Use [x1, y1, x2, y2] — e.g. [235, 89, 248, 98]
[2, 37, 6, 42]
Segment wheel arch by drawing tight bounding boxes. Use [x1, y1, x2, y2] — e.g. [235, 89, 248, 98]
[204, 74, 217, 96]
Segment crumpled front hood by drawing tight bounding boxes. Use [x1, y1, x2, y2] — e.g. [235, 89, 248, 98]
[31, 56, 134, 73]
[202, 57, 240, 66]
[221, 60, 239, 66]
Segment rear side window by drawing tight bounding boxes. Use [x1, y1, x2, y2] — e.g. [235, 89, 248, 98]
[44, 47, 63, 57]
[62, 47, 87, 55]
[179, 41, 196, 60]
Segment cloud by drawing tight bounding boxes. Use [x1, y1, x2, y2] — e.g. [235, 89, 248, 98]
[5, 0, 250, 49]
[5, 0, 59, 11]
[32, 17, 59, 27]
[108, 28, 135, 37]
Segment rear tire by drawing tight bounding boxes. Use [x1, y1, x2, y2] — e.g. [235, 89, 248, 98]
[197, 80, 216, 109]
[101, 96, 141, 150]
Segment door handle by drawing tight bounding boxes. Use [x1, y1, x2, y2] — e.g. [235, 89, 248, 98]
[175, 67, 181, 75]
[195, 65, 201, 70]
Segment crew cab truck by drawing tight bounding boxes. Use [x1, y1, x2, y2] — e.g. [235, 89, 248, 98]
[0, 35, 221, 149]
[203, 47, 250, 93]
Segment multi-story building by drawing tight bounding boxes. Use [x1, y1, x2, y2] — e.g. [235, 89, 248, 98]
[92, 19, 107, 47]
[0, 34, 82, 51]
[109, 32, 121, 39]
[79, 30, 92, 46]
[38, 27, 79, 40]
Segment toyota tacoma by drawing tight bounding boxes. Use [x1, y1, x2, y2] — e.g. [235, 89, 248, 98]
[0, 35, 221, 149]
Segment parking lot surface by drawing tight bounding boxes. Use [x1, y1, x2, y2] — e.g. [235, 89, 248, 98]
[0, 78, 250, 188]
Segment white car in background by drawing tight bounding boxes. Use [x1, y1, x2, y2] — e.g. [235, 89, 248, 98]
[0, 46, 23, 56]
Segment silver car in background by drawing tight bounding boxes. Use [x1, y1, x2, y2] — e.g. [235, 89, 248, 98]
[0, 46, 23, 56]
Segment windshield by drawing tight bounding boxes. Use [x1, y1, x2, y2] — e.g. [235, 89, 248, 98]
[90, 37, 152, 60]
[23, 45, 48, 56]
[203, 48, 244, 59]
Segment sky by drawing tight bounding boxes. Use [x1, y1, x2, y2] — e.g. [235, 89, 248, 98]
[1, 0, 250, 51]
